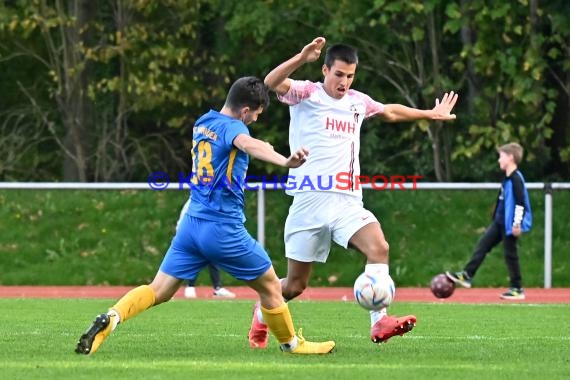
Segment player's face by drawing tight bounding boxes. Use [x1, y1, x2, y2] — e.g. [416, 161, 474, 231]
[498, 151, 512, 171]
[322, 60, 357, 99]
[241, 107, 264, 125]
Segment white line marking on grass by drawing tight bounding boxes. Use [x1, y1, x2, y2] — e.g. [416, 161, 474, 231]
[1, 360, 529, 371]
[406, 335, 570, 341]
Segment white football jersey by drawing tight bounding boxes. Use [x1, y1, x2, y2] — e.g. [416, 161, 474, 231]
[279, 80, 385, 198]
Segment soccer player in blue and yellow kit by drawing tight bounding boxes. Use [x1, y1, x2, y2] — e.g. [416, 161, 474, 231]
[75, 76, 335, 355]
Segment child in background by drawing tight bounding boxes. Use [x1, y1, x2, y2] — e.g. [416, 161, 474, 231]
[447, 143, 532, 300]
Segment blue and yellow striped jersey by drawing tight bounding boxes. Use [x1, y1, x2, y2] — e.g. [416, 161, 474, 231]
[187, 110, 250, 223]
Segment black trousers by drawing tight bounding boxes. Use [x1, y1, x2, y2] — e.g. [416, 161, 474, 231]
[464, 221, 522, 288]
[187, 264, 222, 289]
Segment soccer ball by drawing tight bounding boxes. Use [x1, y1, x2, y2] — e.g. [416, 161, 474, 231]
[430, 273, 455, 299]
[353, 272, 395, 310]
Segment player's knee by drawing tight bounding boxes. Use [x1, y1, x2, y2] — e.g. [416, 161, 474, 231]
[381, 240, 390, 255]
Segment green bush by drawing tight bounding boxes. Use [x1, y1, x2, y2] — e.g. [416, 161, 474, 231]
[1, 188, 568, 287]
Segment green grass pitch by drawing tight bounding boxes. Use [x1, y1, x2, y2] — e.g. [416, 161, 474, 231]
[0, 299, 569, 379]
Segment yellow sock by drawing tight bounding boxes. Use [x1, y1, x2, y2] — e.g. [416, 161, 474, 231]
[110, 285, 156, 323]
[260, 303, 295, 344]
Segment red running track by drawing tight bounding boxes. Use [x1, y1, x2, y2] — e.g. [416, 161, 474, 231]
[0, 286, 569, 303]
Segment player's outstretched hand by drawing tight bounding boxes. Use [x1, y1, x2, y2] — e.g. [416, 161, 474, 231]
[432, 91, 459, 120]
[300, 37, 326, 63]
[286, 147, 309, 168]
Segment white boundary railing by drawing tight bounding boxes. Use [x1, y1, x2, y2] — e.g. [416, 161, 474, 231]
[2, 181, 569, 288]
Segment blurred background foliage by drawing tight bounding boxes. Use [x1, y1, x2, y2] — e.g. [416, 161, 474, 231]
[0, 0, 569, 182]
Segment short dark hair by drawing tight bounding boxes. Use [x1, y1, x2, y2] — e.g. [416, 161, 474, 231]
[225, 76, 270, 113]
[324, 44, 359, 68]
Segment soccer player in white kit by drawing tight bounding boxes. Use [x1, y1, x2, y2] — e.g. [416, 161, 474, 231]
[248, 37, 458, 347]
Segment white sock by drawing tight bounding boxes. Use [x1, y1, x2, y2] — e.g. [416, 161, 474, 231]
[280, 335, 299, 352]
[107, 309, 121, 331]
[255, 306, 265, 324]
[365, 263, 389, 276]
[370, 308, 387, 327]
[365, 264, 390, 327]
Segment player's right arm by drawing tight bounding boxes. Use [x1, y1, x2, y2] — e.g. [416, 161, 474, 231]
[233, 134, 308, 168]
[264, 37, 326, 96]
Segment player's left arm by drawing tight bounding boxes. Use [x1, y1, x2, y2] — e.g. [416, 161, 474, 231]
[379, 91, 458, 123]
[511, 173, 526, 237]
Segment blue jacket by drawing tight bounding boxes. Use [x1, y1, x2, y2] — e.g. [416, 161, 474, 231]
[497, 170, 532, 236]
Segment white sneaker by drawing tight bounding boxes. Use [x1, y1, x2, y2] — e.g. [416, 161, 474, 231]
[184, 286, 197, 298]
[213, 287, 236, 298]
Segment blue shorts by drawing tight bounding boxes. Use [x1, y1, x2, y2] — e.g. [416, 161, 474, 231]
[159, 215, 271, 281]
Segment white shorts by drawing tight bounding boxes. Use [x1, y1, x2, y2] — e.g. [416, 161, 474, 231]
[284, 192, 378, 263]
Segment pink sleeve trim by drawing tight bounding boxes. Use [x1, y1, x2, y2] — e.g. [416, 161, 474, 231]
[363, 94, 385, 118]
[277, 80, 318, 105]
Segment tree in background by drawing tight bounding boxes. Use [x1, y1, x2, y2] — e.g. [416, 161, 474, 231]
[0, 0, 233, 181]
[0, 0, 568, 182]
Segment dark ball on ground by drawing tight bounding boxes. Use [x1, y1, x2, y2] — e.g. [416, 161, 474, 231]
[430, 273, 455, 299]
